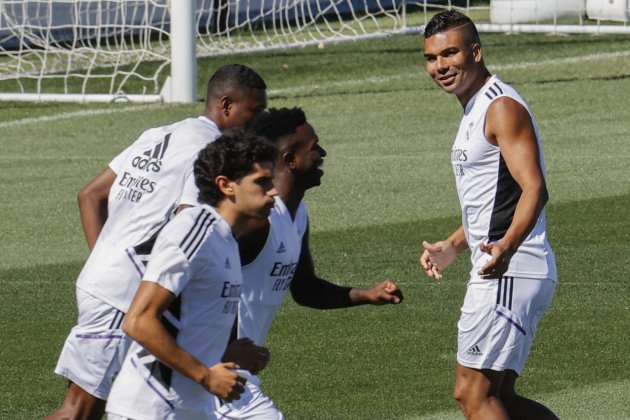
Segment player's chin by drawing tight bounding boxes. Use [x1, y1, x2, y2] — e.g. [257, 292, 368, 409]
[311, 170, 324, 185]
[255, 203, 274, 218]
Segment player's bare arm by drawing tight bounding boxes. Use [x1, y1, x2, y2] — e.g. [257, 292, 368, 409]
[290, 227, 402, 308]
[419, 225, 468, 281]
[348, 280, 403, 304]
[222, 338, 271, 375]
[123, 281, 246, 401]
[77, 167, 117, 250]
[478, 97, 548, 279]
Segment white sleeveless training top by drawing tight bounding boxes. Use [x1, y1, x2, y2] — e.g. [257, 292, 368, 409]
[238, 196, 308, 346]
[451, 75, 557, 280]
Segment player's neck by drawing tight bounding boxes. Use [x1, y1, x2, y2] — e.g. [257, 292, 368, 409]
[214, 201, 248, 238]
[275, 185, 304, 220]
[201, 108, 226, 132]
[281, 191, 305, 220]
[273, 170, 305, 219]
[458, 71, 492, 109]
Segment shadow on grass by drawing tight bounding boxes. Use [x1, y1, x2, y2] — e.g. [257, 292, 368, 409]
[1, 193, 628, 418]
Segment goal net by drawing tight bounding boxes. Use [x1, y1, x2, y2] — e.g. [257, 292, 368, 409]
[1, 0, 628, 103]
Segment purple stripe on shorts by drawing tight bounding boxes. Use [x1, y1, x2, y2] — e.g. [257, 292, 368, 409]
[75, 334, 123, 339]
[217, 408, 233, 419]
[131, 356, 175, 410]
[125, 248, 144, 277]
[495, 310, 526, 335]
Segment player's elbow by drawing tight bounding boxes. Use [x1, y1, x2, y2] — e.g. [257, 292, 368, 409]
[289, 288, 308, 307]
[77, 185, 91, 209]
[290, 284, 317, 308]
[77, 183, 102, 211]
[122, 313, 144, 341]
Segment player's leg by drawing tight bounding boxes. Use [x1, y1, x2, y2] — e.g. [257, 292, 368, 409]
[497, 276, 558, 419]
[454, 277, 521, 420]
[48, 288, 130, 419]
[45, 381, 106, 420]
[453, 364, 509, 420]
[498, 369, 558, 420]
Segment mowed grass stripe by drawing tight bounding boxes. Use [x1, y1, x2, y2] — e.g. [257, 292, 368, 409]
[400, 378, 630, 419]
[260, 195, 630, 419]
[1, 193, 628, 417]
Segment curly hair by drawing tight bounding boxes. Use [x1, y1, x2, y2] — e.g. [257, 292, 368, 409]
[194, 127, 277, 206]
[206, 64, 266, 103]
[247, 107, 307, 145]
[424, 10, 480, 44]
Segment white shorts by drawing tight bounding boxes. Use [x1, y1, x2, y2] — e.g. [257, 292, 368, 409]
[55, 287, 132, 399]
[214, 370, 284, 420]
[457, 276, 556, 375]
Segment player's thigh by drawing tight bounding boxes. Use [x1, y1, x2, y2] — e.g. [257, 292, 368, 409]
[502, 277, 556, 335]
[55, 288, 131, 399]
[214, 372, 284, 420]
[457, 277, 555, 374]
[454, 363, 506, 400]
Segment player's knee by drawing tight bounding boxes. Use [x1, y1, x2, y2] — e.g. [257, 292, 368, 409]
[57, 385, 106, 420]
[453, 380, 470, 411]
[453, 378, 491, 416]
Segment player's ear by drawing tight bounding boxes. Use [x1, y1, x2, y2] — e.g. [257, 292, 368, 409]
[219, 96, 233, 117]
[472, 43, 482, 63]
[282, 151, 296, 169]
[215, 175, 235, 197]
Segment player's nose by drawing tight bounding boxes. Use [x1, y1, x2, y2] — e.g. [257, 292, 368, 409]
[267, 186, 278, 197]
[316, 144, 327, 157]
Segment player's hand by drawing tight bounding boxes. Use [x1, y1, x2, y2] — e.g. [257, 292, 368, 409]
[419, 240, 457, 281]
[365, 280, 404, 305]
[222, 338, 270, 375]
[203, 362, 246, 401]
[478, 242, 513, 279]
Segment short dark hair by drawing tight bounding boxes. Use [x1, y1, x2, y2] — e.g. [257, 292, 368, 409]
[194, 127, 277, 206]
[206, 64, 266, 102]
[247, 107, 307, 145]
[424, 10, 480, 44]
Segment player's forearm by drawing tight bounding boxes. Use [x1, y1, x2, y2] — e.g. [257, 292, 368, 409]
[446, 225, 469, 253]
[78, 188, 109, 250]
[348, 287, 384, 305]
[501, 182, 548, 253]
[77, 168, 116, 249]
[123, 316, 208, 384]
[78, 203, 107, 250]
[291, 276, 353, 309]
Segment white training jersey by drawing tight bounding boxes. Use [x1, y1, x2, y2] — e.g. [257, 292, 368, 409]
[238, 196, 308, 346]
[451, 75, 557, 280]
[106, 205, 242, 420]
[76, 116, 221, 311]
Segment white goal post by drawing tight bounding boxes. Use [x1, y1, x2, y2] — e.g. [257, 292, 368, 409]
[0, 0, 628, 103]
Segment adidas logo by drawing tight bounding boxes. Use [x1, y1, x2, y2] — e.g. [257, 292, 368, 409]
[224, 258, 231, 269]
[466, 345, 482, 357]
[277, 241, 286, 254]
[132, 133, 170, 173]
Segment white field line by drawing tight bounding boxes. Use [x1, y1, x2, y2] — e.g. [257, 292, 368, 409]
[2, 49, 629, 128]
[0, 104, 160, 129]
[268, 49, 630, 96]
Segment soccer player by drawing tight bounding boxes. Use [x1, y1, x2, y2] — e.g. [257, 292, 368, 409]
[418, 10, 558, 420]
[48, 64, 267, 420]
[105, 129, 279, 419]
[213, 108, 404, 419]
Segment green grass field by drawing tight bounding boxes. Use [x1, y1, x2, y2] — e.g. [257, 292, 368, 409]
[1, 31, 629, 418]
